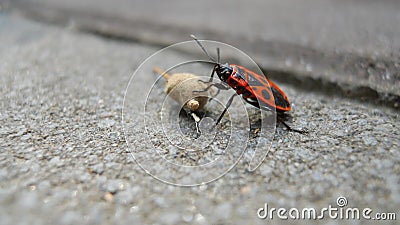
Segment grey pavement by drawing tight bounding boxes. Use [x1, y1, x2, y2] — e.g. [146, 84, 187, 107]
[1, 1, 400, 225]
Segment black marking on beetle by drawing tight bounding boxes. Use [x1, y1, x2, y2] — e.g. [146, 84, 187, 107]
[246, 74, 264, 87]
[243, 90, 253, 98]
[272, 87, 289, 109]
[261, 89, 271, 100]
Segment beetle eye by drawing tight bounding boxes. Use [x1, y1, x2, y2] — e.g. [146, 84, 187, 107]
[223, 68, 230, 74]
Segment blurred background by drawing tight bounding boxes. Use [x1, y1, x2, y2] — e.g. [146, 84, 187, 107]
[3, 0, 400, 105]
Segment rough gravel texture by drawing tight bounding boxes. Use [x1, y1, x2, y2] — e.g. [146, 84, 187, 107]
[1, 14, 399, 225]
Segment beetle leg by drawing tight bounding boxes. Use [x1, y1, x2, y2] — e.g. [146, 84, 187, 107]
[192, 83, 214, 94]
[209, 83, 231, 100]
[197, 79, 210, 84]
[215, 94, 237, 126]
[277, 117, 308, 134]
[193, 82, 230, 94]
[208, 67, 216, 82]
[212, 83, 230, 90]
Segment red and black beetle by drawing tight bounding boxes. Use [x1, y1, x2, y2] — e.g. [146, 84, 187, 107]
[191, 35, 306, 133]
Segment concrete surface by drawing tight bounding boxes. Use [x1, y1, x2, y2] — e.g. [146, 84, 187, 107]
[1, 4, 400, 225]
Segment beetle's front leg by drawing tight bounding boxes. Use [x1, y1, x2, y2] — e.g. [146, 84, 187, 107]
[208, 67, 216, 83]
[193, 82, 230, 98]
[214, 93, 237, 126]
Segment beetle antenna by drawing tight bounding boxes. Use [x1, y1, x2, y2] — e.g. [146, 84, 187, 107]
[217, 48, 220, 64]
[190, 34, 217, 63]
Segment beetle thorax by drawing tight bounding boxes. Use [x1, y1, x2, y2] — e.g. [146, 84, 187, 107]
[216, 63, 233, 81]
